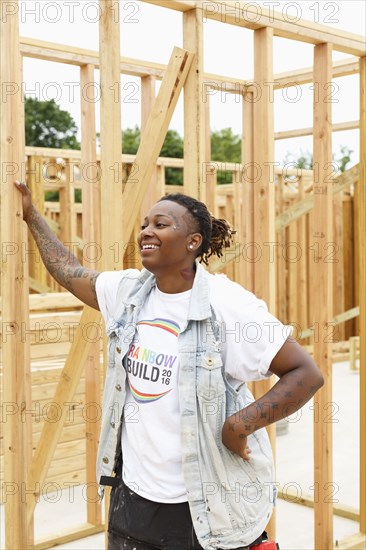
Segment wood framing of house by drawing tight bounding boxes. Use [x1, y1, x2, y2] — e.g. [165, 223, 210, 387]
[0, 0, 365, 548]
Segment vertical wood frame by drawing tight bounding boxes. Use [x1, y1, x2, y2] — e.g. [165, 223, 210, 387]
[359, 55, 366, 535]
[0, 1, 32, 546]
[242, 90, 255, 292]
[141, 76, 159, 211]
[80, 63, 102, 526]
[183, 8, 206, 201]
[253, 26, 276, 538]
[99, 0, 123, 271]
[312, 42, 334, 550]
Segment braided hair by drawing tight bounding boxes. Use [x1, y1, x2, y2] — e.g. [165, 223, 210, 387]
[159, 193, 235, 265]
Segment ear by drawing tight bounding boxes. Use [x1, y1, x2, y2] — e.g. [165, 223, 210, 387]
[187, 232, 203, 252]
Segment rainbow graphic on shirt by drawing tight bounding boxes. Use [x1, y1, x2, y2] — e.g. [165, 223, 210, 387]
[137, 318, 180, 337]
[129, 380, 172, 403]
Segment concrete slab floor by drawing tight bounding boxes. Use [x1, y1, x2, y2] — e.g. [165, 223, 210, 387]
[0, 360, 361, 549]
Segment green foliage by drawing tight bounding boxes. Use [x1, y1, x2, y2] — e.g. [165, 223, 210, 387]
[122, 126, 184, 185]
[211, 128, 241, 184]
[335, 146, 353, 172]
[283, 146, 353, 173]
[122, 125, 140, 154]
[24, 97, 80, 150]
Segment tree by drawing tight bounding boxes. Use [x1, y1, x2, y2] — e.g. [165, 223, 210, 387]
[211, 128, 241, 184]
[122, 126, 244, 185]
[283, 146, 353, 173]
[122, 126, 184, 185]
[24, 97, 80, 149]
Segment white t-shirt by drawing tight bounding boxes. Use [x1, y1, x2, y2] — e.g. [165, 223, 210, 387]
[96, 270, 292, 503]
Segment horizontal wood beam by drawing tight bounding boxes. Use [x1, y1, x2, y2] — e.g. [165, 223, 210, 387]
[275, 120, 359, 141]
[140, 0, 366, 56]
[335, 533, 366, 550]
[0, 292, 83, 312]
[299, 306, 360, 340]
[277, 487, 360, 522]
[20, 38, 360, 90]
[33, 523, 104, 550]
[273, 58, 360, 88]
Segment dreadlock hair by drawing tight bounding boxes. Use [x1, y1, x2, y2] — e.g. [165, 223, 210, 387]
[159, 193, 236, 266]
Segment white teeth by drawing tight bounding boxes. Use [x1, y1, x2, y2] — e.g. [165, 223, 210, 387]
[142, 244, 159, 250]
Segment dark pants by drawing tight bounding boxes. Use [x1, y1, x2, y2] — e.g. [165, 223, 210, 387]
[107, 478, 202, 550]
[107, 477, 268, 550]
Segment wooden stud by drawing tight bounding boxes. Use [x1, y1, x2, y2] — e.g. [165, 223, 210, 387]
[343, 196, 355, 338]
[359, 55, 366, 535]
[59, 159, 72, 245]
[276, 176, 287, 324]
[242, 90, 255, 292]
[312, 42, 334, 550]
[288, 204, 298, 327]
[204, 91, 217, 216]
[253, 26, 276, 538]
[183, 8, 206, 200]
[333, 192, 345, 341]
[80, 63, 102, 527]
[253, 27, 275, 309]
[27, 155, 47, 287]
[99, 0, 123, 270]
[0, 1, 32, 546]
[141, 76, 160, 212]
[123, 47, 194, 243]
[157, 164, 166, 196]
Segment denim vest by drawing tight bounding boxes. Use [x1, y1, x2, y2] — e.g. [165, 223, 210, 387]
[97, 262, 276, 549]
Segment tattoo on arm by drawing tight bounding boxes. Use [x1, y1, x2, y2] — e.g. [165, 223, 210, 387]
[27, 207, 99, 301]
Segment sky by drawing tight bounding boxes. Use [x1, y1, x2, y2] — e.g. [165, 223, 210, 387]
[18, 0, 366, 166]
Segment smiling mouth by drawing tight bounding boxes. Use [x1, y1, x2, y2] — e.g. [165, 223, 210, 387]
[141, 245, 160, 252]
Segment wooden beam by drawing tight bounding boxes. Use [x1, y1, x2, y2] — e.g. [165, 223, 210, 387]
[299, 307, 360, 340]
[19, 37, 360, 89]
[26, 307, 101, 525]
[123, 47, 194, 242]
[253, 26, 276, 538]
[141, 75, 159, 214]
[80, 63, 102, 527]
[359, 55, 366, 535]
[183, 8, 206, 200]
[33, 523, 104, 550]
[140, 0, 366, 56]
[272, 58, 360, 89]
[99, 0, 123, 270]
[0, 1, 31, 546]
[275, 120, 359, 140]
[0, 292, 83, 313]
[277, 487, 360, 522]
[242, 90, 254, 292]
[253, 27, 275, 307]
[335, 533, 366, 550]
[312, 42, 334, 550]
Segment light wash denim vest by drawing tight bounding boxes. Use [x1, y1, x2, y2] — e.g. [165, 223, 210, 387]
[97, 262, 276, 549]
